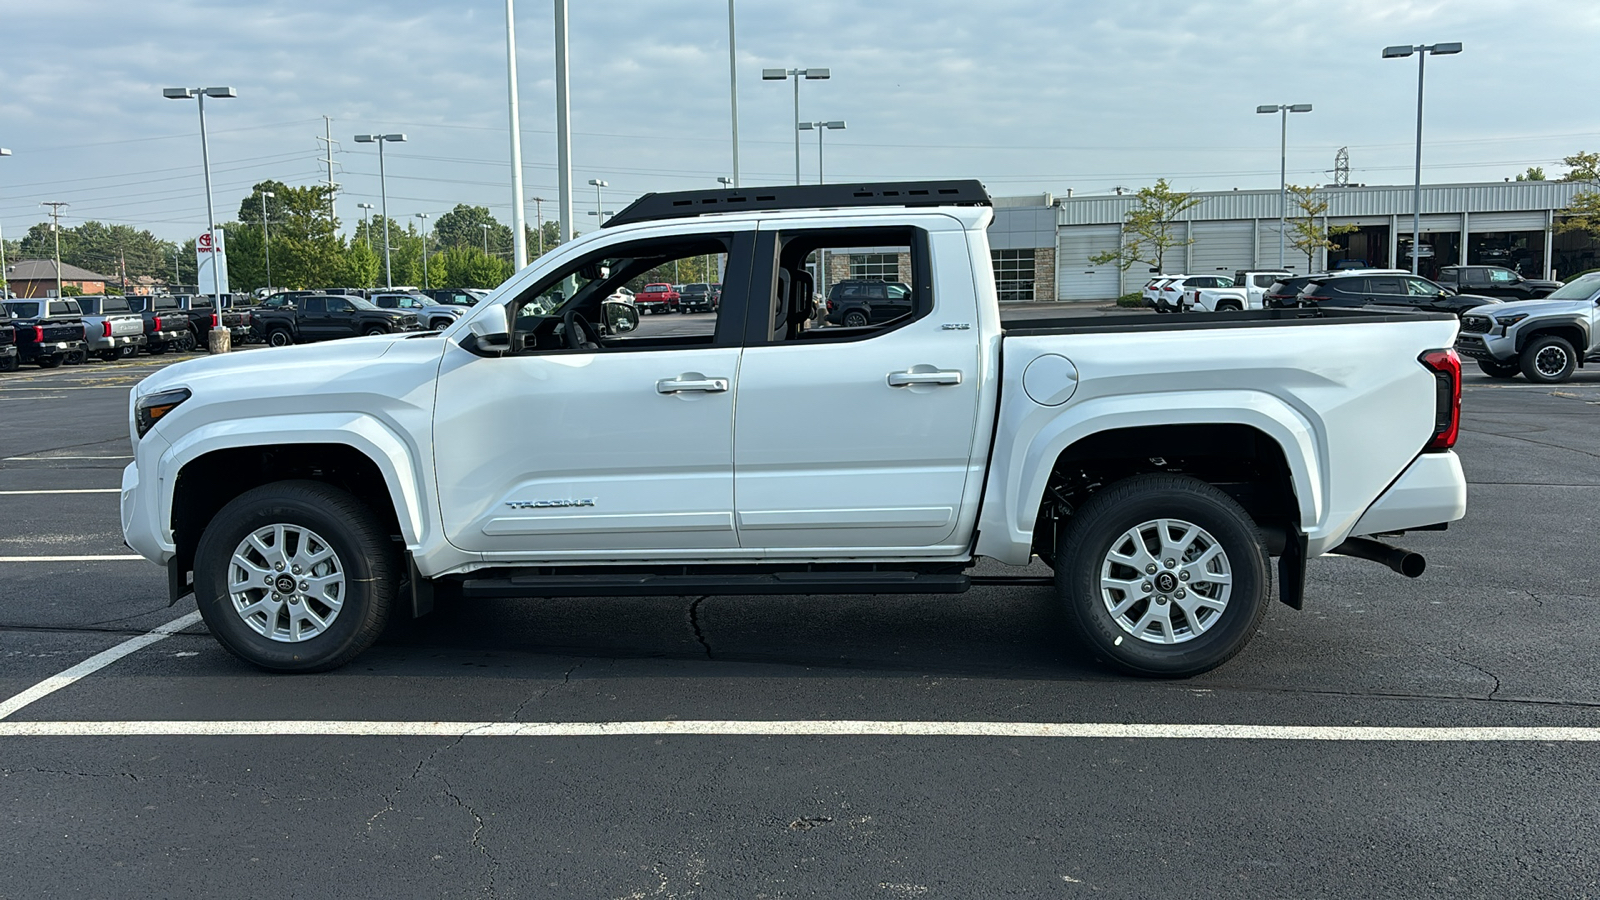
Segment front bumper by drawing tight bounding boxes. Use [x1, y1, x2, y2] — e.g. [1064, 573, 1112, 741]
[1453, 330, 1516, 363]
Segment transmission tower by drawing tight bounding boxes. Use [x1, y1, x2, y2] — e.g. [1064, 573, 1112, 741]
[316, 116, 342, 221]
[1334, 147, 1350, 187]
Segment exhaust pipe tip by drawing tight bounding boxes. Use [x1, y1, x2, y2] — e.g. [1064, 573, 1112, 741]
[1395, 551, 1426, 578]
[1332, 536, 1426, 578]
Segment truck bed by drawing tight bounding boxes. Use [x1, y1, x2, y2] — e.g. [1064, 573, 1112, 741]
[999, 307, 1454, 336]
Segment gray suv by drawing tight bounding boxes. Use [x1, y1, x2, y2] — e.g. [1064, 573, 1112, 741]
[1457, 272, 1600, 383]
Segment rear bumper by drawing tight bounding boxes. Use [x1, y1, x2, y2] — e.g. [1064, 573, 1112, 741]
[1350, 451, 1467, 536]
[85, 334, 147, 352]
[18, 340, 85, 361]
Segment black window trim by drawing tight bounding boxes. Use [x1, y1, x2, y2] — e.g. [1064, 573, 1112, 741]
[745, 224, 934, 347]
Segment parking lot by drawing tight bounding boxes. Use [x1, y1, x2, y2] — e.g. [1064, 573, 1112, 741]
[2, 347, 1599, 899]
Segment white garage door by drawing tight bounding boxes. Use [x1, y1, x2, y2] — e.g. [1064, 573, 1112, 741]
[1057, 225, 1122, 301]
[1190, 222, 1255, 278]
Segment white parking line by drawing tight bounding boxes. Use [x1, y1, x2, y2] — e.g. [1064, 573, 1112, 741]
[0, 555, 144, 562]
[0, 720, 1596, 741]
[0, 489, 121, 495]
[3, 455, 133, 461]
[0, 611, 201, 720]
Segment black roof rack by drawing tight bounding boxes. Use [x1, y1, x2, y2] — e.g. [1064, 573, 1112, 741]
[602, 180, 991, 229]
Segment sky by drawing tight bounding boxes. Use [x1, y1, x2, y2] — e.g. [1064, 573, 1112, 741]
[2, 0, 1597, 244]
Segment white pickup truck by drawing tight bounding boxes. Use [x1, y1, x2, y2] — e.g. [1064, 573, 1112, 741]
[120, 181, 1468, 677]
[1186, 270, 1293, 312]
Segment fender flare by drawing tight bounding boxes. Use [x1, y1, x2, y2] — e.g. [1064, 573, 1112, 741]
[158, 412, 429, 547]
[977, 390, 1323, 565]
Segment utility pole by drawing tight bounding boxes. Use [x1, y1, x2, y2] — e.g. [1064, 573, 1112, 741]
[554, 0, 574, 244]
[505, 0, 529, 269]
[260, 190, 275, 291]
[531, 196, 547, 255]
[0, 149, 11, 300]
[316, 116, 340, 221]
[42, 202, 68, 297]
[728, 0, 740, 188]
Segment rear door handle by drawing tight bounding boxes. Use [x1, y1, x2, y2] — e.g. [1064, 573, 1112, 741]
[888, 369, 962, 387]
[657, 376, 729, 394]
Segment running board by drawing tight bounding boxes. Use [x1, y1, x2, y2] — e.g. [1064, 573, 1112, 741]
[460, 570, 973, 598]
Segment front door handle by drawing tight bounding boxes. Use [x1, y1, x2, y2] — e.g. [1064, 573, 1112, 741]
[888, 369, 962, 387]
[657, 376, 729, 394]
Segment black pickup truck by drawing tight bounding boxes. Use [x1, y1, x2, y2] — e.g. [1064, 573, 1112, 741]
[0, 306, 16, 372]
[127, 295, 196, 354]
[252, 293, 421, 346]
[3, 299, 89, 368]
[180, 295, 253, 348]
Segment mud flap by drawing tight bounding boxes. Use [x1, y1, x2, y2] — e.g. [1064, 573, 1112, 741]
[403, 552, 434, 618]
[1278, 532, 1307, 610]
[167, 560, 194, 606]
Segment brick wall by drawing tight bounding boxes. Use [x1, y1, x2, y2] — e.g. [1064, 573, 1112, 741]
[1033, 247, 1056, 302]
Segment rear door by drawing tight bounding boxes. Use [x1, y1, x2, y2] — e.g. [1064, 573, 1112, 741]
[732, 216, 984, 554]
[298, 296, 330, 340]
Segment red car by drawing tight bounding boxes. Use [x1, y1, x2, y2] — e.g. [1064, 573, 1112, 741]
[636, 283, 680, 314]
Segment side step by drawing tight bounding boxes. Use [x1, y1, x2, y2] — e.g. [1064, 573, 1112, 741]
[460, 569, 973, 599]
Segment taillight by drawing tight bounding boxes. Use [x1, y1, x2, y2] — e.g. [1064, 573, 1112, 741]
[1419, 349, 1461, 451]
[153, 316, 163, 331]
[103, 321, 112, 338]
[211, 312, 219, 328]
[33, 326, 43, 342]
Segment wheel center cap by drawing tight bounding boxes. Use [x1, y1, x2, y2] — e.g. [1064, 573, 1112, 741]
[274, 575, 297, 594]
[1155, 572, 1178, 593]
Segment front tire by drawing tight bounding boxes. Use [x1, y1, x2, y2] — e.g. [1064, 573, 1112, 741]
[363, 326, 388, 337]
[1055, 474, 1270, 677]
[267, 328, 294, 348]
[1477, 359, 1520, 380]
[193, 480, 396, 673]
[1520, 335, 1577, 383]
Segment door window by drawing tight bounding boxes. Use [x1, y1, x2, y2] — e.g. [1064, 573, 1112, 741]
[303, 297, 326, 314]
[326, 298, 352, 313]
[760, 227, 928, 343]
[1488, 268, 1518, 284]
[1405, 278, 1441, 297]
[1368, 277, 1404, 295]
[1464, 268, 1491, 287]
[508, 235, 736, 354]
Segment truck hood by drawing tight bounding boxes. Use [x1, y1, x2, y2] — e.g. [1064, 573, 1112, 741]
[134, 332, 428, 400]
[1464, 297, 1590, 318]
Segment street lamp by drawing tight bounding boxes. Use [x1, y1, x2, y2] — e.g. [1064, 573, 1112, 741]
[357, 202, 374, 249]
[587, 179, 608, 225]
[1256, 103, 1312, 269]
[797, 120, 846, 184]
[1384, 42, 1462, 274]
[260, 190, 275, 291]
[163, 86, 235, 301]
[717, 176, 734, 189]
[762, 67, 830, 184]
[480, 223, 492, 255]
[0, 148, 10, 299]
[354, 133, 407, 288]
[415, 212, 430, 289]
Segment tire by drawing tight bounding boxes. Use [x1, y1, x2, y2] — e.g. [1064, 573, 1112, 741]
[363, 326, 388, 337]
[1054, 474, 1270, 678]
[36, 355, 62, 369]
[1520, 334, 1577, 384]
[1217, 301, 1242, 312]
[0, 355, 18, 372]
[63, 349, 87, 366]
[843, 310, 869, 328]
[97, 350, 120, 362]
[147, 342, 167, 356]
[193, 480, 397, 673]
[177, 331, 197, 353]
[267, 328, 294, 348]
[1476, 359, 1520, 380]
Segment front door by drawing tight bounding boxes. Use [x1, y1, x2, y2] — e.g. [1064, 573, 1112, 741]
[433, 228, 749, 560]
[732, 221, 984, 554]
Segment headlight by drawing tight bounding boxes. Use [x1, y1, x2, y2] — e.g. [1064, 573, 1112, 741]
[136, 388, 191, 438]
[1495, 313, 1528, 326]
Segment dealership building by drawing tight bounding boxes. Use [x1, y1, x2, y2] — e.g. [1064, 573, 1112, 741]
[988, 180, 1599, 302]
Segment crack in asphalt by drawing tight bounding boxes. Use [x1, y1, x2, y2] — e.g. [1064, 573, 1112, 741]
[686, 596, 713, 660]
[2, 766, 140, 782]
[507, 660, 584, 722]
[1443, 655, 1504, 701]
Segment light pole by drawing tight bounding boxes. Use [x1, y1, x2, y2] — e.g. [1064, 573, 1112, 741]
[415, 213, 430, 289]
[357, 202, 374, 248]
[481, 223, 492, 256]
[1255, 103, 1312, 270]
[505, 0, 528, 269]
[762, 67, 830, 184]
[554, 0, 573, 244]
[797, 120, 846, 184]
[260, 189, 275, 291]
[354, 133, 407, 288]
[162, 86, 235, 301]
[588, 179, 608, 225]
[727, 0, 740, 188]
[1384, 42, 1463, 274]
[0, 148, 10, 299]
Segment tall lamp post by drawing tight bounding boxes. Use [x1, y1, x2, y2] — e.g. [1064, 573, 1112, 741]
[480, 223, 492, 255]
[727, 0, 741, 188]
[162, 86, 235, 301]
[415, 213, 430, 289]
[354, 133, 407, 288]
[357, 202, 374, 248]
[0, 148, 10, 299]
[797, 120, 846, 184]
[587, 179, 608, 225]
[761, 67, 830, 184]
[1256, 103, 1312, 270]
[259, 189, 275, 291]
[1383, 42, 1463, 274]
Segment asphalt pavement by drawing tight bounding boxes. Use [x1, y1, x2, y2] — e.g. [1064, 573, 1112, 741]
[1, 341, 1598, 899]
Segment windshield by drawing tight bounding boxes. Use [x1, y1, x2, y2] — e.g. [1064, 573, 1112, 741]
[347, 297, 380, 311]
[4, 302, 40, 318]
[1542, 273, 1600, 301]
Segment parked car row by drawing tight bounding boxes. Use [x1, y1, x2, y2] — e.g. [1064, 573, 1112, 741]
[0, 293, 244, 370]
[1147, 264, 1563, 316]
[631, 282, 721, 314]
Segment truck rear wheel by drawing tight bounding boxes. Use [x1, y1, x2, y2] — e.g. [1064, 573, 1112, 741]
[36, 355, 61, 369]
[193, 480, 396, 673]
[843, 310, 869, 327]
[1520, 334, 1576, 383]
[1476, 359, 1519, 380]
[1054, 474, 1270, 677]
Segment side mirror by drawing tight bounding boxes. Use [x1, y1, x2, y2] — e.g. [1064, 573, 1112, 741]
[602, 299, 640, 334]
[461, 317, 510, 358]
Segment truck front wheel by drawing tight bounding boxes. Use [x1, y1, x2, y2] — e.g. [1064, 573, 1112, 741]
[267, 328, 294, 347]
[1054, 474, 1270, 677]
[193, 480, 396, 673]
[1520, 334, 1576, 383]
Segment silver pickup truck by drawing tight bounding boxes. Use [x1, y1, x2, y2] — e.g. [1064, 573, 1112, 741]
[78, 295, 148, 360]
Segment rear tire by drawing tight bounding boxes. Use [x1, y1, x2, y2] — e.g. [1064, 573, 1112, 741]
[193, 480, 396, 673]
[97, 350, 119, 362]
[36, 355, 62, 369]
[1476, 359, 1519, 380]
[1217, 301, 1242, 312]
[1054, 474, 1270, 678]
[1520, 334, 1576, 384]
[843, 310, 869, 328]
[64, 349, 87, 366]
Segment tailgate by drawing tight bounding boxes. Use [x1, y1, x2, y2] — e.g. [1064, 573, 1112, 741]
[110, 315, 144, 337]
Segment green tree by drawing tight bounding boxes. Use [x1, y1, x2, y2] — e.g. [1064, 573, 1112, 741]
[1561, 151, 1600, 183]
[433, 204, 513, 257]
[1515, 166, 1547, 182]
[1556, 191, 1600, 242]
[437, 245, 512, 289]
[1285, 185, 1359, 273]
[1088, 178, 1201, 275]
[343, 239, 380, 289]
